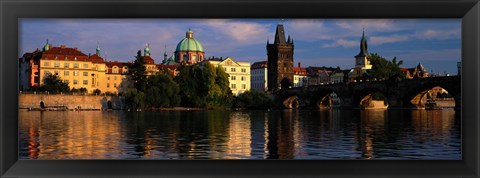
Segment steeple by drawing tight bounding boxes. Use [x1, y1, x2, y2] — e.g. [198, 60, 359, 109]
[144, 43, 150, 56]
[43, 39, 50, 52]
[356, 28, 369, 57]
[163, 44, 168, 62]
[96, 41, 101, 56]
[287, 35, 291, 43]
[274, 24, 286, 44]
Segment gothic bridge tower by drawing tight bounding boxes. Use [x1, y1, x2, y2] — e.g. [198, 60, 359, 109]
[267, 24, 294, 91]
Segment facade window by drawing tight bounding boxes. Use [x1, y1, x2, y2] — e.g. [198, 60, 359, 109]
[114, 76, 117, 80]
[44, 62, 50, 66]
[73, 80, 78, 85]
[64, 80, 69, 84]
[231, 76, 236, 80]
[242, 84, 246, 89]
[83, 80, 88, 85]
[107, 83, 110, 88]
[224, 67, 227, 71]
[114, 83, 117, 87]
[73, 63, 79, 68]
[241, 76, 245, 81]
[64, 63, 69, 68]
[54, 62, 60, 67]
[73, 71, 79, 76]
[231, 84, 236, 89]
[43, 70, 50, 75]
[83, 64, 88, 68]
[231, 68, 236, 72]
[83, 72, 88, 76]
[241, 68, 246, 73]
[107, 77, 110, 80]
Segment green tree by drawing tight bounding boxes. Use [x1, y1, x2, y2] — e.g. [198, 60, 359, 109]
[93, 89, 102, 95]
[131, 50, 147, 92]
[368, 53, 405, 81]
[145, 71, 181, 108]
[235, 89, 273, 109]
[41, 73, 70, 93]
[124, 88, 145, 110]
[174, 63, 233, 108]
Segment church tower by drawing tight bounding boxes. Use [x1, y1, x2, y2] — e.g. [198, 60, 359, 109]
[354, 29, 372, 69]
[267, 24, 294, 91]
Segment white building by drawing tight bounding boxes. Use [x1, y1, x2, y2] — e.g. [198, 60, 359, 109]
[206, 57, 250, 96]
[250, 61, 268, 91]
[293, 62, 307, 87]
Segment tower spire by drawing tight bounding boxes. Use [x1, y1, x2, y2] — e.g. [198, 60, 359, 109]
[274, 24, 286, 44]
[144, 43, 150, 56]
[96, 41, 101, 56]
[43, 38, 50, 52]
[164, 44, 168, 62]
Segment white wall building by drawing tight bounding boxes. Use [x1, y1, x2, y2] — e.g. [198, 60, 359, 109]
[250, 61, 268, 91]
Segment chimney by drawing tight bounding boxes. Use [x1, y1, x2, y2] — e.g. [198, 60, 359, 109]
[298, 62, 301, 68]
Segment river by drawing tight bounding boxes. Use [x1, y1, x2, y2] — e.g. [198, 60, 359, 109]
[18, 109, 461, 159]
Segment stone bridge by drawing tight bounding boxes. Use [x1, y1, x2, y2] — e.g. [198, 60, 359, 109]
[274, 76, 461, 110]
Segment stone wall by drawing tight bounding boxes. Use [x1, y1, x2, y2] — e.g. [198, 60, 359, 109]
[19, 94, 125, 110]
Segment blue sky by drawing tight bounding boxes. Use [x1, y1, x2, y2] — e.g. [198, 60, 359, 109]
[19, 19, 461, 74]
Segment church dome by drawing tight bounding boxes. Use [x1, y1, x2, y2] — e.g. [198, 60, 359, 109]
[175, 29, 204, 52]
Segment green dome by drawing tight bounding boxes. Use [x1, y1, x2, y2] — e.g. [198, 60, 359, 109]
[175, 38, 204, 52]
[175, 29, 204, 52]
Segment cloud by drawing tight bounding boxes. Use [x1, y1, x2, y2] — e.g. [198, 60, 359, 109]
[321, 39, 358, 48]
[414, 29, 460, 40]
[369, 35, 410, 45]
[202, 19, 270, 44]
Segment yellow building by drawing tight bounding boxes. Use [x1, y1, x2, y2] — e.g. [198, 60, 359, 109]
[206, 57, 250, 96]
[34, 43, 107, 93]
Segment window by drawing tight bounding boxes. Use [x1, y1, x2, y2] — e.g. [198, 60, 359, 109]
[54, 62, 60, 67]
[114, 76, 117, 80]
[44, 70, 50, 75]
[64, 63, 69, 68]
[73, 71, 79, 76]
[83, 72, 88, 76]
[73, 63, 79, 68]
[231, 76, 236, 80]
[44, 62, 50, 66]
[224, 67, 227, 71]
[231, 68, 236, 72]
[107, 77, 110, 80]
[242, 84, 246, 89]
[83, 64, 88, 68]
[64, 80, 69, 84]
[114, 83, 117, 87]
[113, 66, 119, 73]
[241, 68, 246, 73]
[107, 83, 110, 88]
[73, 80, 78, 85]
[83, 80, 88, 85]
[54, 71, 59, 75]
[241, 76, 245, 81]
[231, 84, 236, 89]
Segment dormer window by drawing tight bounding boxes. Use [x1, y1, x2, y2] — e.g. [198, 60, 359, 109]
[112, 66, 119, 73]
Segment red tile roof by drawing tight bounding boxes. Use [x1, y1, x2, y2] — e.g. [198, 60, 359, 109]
[144, 56, 155, 64]
[293, 67, 307, 76]
[88, 54, 105, 63]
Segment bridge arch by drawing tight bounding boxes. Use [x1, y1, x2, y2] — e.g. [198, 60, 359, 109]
[407, 85, 458, 109]
[400, 77, 460, 109]
[310, 88, 343, 109]
[354, 88, 388, 109]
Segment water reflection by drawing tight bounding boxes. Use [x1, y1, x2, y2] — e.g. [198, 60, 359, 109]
[19, 109, 461, 159]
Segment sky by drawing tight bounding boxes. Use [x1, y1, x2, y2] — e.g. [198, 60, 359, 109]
[19, 19, 461, 75]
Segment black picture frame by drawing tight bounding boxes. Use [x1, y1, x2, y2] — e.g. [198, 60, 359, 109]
[1, 0, 479, 177]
